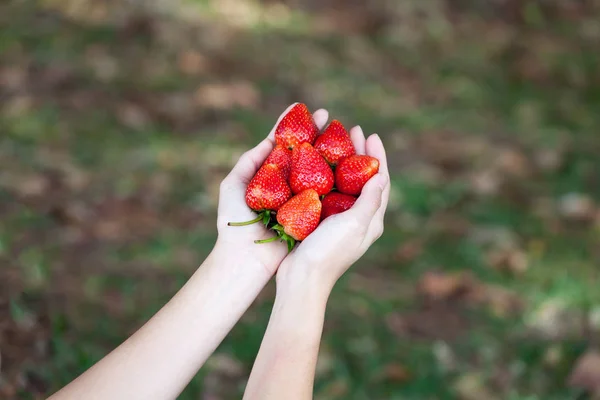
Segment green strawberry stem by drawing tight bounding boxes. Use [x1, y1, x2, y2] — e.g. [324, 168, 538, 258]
[254, 224, 296, 253]
[254, 236, 279, 244]
[228, 210, 271, 227]
[228, 215, 262, 226]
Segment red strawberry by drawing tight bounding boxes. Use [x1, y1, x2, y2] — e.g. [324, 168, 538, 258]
[255, 189, 321, 251]
[290, 143, 334, 195]
[335, 155, 380, 195]
[228, 164, 291, 227]
[245, 164, 291, 211]
[275, 103, 319, 150]
[321, 192, 357, 220]
[276, 189, 322, 241]
[314, 120, 355, 166]
[263, 145, 292, 180]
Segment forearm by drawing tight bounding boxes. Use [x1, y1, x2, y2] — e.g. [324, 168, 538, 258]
[51, 241, 274, 400]
[244, 280, 330, 400]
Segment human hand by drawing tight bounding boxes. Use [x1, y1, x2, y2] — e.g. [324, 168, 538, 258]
[215, 104, 330, 276]
[275, 128, 390, 294]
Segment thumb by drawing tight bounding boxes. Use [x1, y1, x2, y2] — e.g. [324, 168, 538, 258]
[348, 174, 387, 226]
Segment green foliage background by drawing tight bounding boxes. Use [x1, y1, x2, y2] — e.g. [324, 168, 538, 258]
[1, 1, 599, 399]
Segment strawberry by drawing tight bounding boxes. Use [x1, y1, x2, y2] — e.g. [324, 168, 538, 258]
[263, 145, 292, 180]
[313, 120, 355, 166]
[255, 189, 321, 251]
[276, 189, 322, 241]
[245, 163, 291, 211]
[228, 164, 291, 227]
[335, 155, 380, 195]
[289, 143, 334, 195]
[321, 192, 357, 220]
[275, 103, 319, 150]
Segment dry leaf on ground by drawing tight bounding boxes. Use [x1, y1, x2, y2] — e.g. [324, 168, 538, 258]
[568, 350, 600, 395]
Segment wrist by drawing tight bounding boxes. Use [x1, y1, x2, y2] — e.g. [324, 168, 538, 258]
[208, 240, 274, 280]
[214, 235, 287, 276]
[275, 259, 333, 304]
[271, 280, 329, 338]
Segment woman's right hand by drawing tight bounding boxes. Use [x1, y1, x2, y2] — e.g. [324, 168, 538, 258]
[275, 129, 390, 295]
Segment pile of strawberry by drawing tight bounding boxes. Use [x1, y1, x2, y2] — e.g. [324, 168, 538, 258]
[229, 103, 380, 251]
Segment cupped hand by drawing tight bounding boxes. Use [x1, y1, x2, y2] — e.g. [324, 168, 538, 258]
[216, 104, 330, 276]
[276, 128, 391, 293]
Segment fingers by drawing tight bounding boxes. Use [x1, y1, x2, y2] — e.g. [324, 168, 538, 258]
[364, 134, 390, 242]
[313, 108, 329, 130]
[366, 134, 388, 176]
[366, 133, 390, 213]
[348, 173, 387, 227]
[350, 125, 366, 154]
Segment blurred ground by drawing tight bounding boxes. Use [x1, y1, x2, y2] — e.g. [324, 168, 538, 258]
[1, 0, 600, 399]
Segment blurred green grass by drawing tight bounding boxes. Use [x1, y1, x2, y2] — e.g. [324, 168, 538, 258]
[1, 0, 600, 399]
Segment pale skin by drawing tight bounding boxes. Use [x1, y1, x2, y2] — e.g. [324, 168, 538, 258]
[49, 103, 390, 400]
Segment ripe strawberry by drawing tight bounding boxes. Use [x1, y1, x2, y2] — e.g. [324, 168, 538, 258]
[255, 189, 321, 251]
[228, 164, 291, 227]
[263, 145, 292, 180]
[313, 120, 355, 166]
[290, 143, 334, 195]
[275, 103, 319, 150]
[276, 189, 322, 241]
[335, 155, 380, 195]
[321, 192, 357, 220]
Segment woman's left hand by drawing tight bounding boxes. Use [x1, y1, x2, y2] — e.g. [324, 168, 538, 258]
[216, 104, 330, 276]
